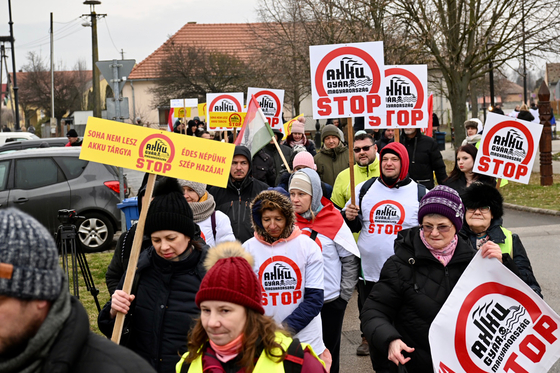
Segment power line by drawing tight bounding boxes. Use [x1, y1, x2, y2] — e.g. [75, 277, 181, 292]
[101, 18, 120, 55]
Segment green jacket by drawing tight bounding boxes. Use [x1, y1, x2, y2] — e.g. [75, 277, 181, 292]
[314, 144, 349, 186]
[331, 157, 380, 209]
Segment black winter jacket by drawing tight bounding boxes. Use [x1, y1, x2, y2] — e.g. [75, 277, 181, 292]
[360, 227, 476, 372]
[400, 130, 447, 189]
[252, 149, 276, 186]
[99, 246, 207, 373]
[461, 219, 542, 298]
[105, 223, 208, 295]
[45, 297, 155, 373]
[263, 142, 294, 181]
[208, 175, 269, 243]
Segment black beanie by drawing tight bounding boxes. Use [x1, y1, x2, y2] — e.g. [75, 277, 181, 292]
[145, 177, 195, 238]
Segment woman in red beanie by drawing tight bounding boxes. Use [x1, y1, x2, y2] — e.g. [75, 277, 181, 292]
[177, 241, 326, 373]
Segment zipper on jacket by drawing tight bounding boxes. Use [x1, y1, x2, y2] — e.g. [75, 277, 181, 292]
[444, 266, 450, 291]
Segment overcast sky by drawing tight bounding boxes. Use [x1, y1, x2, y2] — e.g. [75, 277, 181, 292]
[0, 0, 260, 81]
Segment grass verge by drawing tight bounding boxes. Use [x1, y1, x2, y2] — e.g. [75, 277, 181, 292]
[63, 251, 113, 335]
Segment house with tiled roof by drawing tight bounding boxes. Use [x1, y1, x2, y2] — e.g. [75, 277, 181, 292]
[123, 22, 269, 126]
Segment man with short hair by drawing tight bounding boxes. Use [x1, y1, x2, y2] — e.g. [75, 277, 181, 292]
[376, 129, 394, 152]
[331, 132, 380, 210]
[314, 124, 350, 186]
[65, 129, 82, 147]
[400, 128, 447, 189]
[208, 145, 269, 243]
[343, 143, 426, 368]
[0, 208, 155, 373]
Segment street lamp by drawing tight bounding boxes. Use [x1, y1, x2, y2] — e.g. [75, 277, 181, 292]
[82, 1, 105, 118]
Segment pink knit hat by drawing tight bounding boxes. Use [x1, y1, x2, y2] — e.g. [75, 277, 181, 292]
[292, 151, 316, 170]
[290, 118, 305, 134]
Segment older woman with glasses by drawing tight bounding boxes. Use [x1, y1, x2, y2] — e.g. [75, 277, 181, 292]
[360, 186, 503, 372]
[460, 182, 542, 298]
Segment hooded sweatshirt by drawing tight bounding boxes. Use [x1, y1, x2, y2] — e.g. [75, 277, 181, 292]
[344, 142, 421, 282]
[243, 190, 325, 354]
[291, 169, 360, 302]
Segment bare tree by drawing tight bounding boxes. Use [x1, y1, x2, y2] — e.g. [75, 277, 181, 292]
[390, 0, 560, 146]
[150, 43, 255, 108]
[254, 0, 427, 115]
[18, 52, 90, 133]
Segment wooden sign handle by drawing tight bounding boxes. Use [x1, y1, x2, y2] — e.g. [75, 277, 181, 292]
[111, 173, 156, 344]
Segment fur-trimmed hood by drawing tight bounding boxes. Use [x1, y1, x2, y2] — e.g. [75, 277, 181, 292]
[250, 190, 296, 243]
[203, 241, 254, 271]
[461, 182, 504, 219]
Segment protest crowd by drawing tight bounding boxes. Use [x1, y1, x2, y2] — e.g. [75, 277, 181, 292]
[0, 34, 552, 373]
[0, 100, 548, 373]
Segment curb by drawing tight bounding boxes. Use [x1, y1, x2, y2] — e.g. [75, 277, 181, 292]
[504, 203, 560, 216]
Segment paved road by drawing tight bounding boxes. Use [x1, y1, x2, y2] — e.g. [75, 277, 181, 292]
[121, 169, 560, 372]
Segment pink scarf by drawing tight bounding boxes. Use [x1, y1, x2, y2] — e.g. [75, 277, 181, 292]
[208, 334, 244, 363]
[420, 230, 458, 266]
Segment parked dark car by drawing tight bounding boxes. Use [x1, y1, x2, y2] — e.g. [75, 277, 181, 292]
[0, 137, 69, 154]
[0, 147, 126, 252]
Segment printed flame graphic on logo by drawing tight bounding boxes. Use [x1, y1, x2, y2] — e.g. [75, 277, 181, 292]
[254, 90, 281, 117]
[138, 134, 175, 162]
[258, 256, 303, 293]
[369, 200, 406, 224]
[385, 68, 424, 109]
[315, 47, 381, 97]
[481, 121, 534, 165]
[209, 95, 243, 112]
[455, 282, 543, 373]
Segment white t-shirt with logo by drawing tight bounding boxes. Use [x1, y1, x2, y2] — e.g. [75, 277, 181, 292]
[345, 179, 419, 282]
[243, 233, 325, 353]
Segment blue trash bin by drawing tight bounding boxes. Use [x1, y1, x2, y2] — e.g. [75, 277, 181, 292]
[434, 131, 446, 151]
[117, 197, 139, 230]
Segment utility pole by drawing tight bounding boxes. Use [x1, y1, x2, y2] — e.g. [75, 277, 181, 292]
[7, 0, 20, 131]
[50, 13, 55, 136]
[82, 1, 105, 118]
[120, 49, 125, 60]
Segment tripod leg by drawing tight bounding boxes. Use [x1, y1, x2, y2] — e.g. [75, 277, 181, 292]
[70, 238, 79, 298]
[77, 250, 101, 312]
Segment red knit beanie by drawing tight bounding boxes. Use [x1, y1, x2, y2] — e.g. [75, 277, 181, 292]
[195, 242, 264, 314]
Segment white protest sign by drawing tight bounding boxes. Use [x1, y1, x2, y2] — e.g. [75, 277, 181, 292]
[247, 87, 285, 131]
[170, 98, 198, 108]
[206, 93, 245, 130]
[473, 113, 543, 184]
[383, 65, 428, 129]
[309, 41, 385, 124]
[430, 252, 560, 373]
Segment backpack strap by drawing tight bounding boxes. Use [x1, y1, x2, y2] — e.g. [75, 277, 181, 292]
[358, 177, 378, 217]
[309, 230, 318, 242]
[283, 338, 305, 373]
[211, 211, 217, 241]
[416, 183, 427, 201]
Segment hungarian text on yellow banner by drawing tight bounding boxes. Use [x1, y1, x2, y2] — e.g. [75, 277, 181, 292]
[80, 117, 235, 188]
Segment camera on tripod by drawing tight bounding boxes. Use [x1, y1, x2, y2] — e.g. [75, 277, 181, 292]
[57, 209, 82, 225]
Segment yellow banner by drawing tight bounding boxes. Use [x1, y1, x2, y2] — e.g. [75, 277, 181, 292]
[197, 103, 207, 119]
[175, 107, 191, 118]
[208, 112, 246, 129]
[80, 118, 234, 188]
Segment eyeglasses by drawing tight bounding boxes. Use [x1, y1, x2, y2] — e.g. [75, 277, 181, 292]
[467, 206, 491, 214]
[353, 145, 373, 153]
[421, 224, 453, 233]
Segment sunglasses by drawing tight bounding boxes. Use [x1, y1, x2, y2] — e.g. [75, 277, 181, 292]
[353, 145, 373, 153]
[421, 224, 453, 233]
